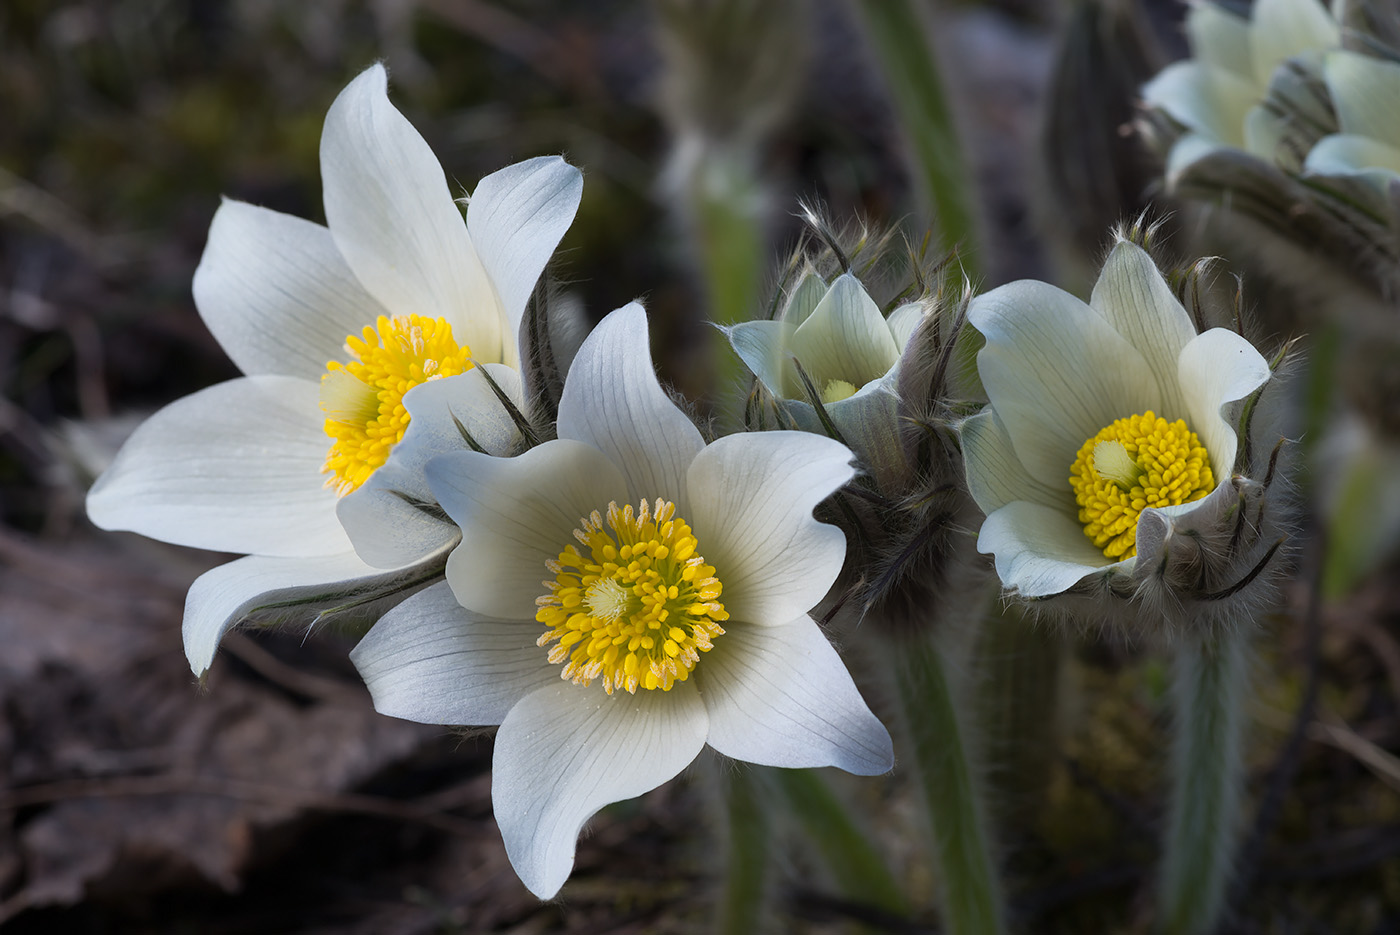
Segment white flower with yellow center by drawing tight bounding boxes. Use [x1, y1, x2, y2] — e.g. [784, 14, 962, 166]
[726, 270, 924, 482]
[351, 303, 894, 899]
[1305, 49, 1400, 188]
[85, 64, 582, 675]
[960, 239, 1272, 599]
[1141, 0, 1339, 180]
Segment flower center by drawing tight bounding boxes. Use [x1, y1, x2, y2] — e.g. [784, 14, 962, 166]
[319, 315, 472, 496]
[821, 378, 859, 404]
[1068, 410, 1215, 560]
[536, 498, 728, 695]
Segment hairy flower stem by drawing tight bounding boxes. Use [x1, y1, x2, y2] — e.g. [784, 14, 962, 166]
[772, 768, 908, 917]
[851, 0, 981, 280]
[717, 767, 770, 935]
[890, 633, 1007, 935]
[974, 606, 1063, 830]
[1159, 629, 1251, 935]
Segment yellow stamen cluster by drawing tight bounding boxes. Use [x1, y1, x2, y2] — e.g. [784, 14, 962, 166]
[320, 315, 472, 495]
[1069, 411, 1215, 560]
[536, 499, 728, 695]
[821, 378, 859, 404]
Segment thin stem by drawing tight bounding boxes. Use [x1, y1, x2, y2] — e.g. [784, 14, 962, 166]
[1158, 629, 1252, 935]
[890, 633, 1007, 935]
[717, 766, 769, 935]
[771, 768, 908, 917]
[851, 0, 982, 280]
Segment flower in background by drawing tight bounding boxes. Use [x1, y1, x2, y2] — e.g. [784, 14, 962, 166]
[959, 236, 1282, 625]
[351, 303, 893, 899]
[726, 268, 924, 485]
[86, 64, 582, 675]
[1141, 0, 1339, 180]
[1305, 49, 1400, 188]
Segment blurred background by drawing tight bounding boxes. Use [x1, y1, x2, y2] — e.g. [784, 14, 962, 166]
[2, 0, 1397, 932]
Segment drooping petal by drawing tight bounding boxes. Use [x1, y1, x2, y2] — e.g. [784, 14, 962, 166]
[789, 273, 901, 389]
[350, 581, 555, 727]
[192, 200, 390, 380]
[960, 408, 1064, 516]
[698, 617, 893, 774]
[86, 376, 349, 557]
[1187, 2, 1253, 79]
[557, 303, 705, 501]
[970, 280, 1159, 488]
[1325, 50, 1400, 149]
[492, 681, 708, 899]
[1164, 131, 1231, 182]
[1088, 240, 1195, 420]
[183, 550, 425, 676]
[725, 319, 795, 400]
[319, 65, 503, 365]
[1305, 133, 1400, 183]
[977, 501, 1114, 598]
[466, 156, 583, 366]
[428, 441, 629, 620]
[338, 364, 523, 569]
[1248, 0, 1338, 90]
[1176, 328, 1272, 479]
[685, 431, 853, 626]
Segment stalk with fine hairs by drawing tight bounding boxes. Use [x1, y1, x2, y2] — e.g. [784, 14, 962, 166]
[1159, 630, 1251, 935]
[889, 630, 1006, 935]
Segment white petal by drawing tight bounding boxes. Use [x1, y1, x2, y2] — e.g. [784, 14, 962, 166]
[1242, 102, 1290, 161]
[685, 431, 853, 626]
[698, 618, 893, 774]
[1187, 2, 1253, 79]
[350, 581, 555, 726]
[822, 383, 909, 490]
[557, 303, 705, 501]
[1325, 50, 1400, 148]
[1164, 131, 1230, 182]
[429, 441, 629, 620]
[492, 681, 708, 898]
[1305, 133, 1400, 183]
[782, 268, 828, 327]
[886, 302, 926, 351]
[977, 501, 1115, 598]
[183, 550, 413, 675]
[1141, 61, 1252, 147]
[338, 364, 523, 568]
[960, 408, 1063, 516]
[86, 376, 349, 557]
[1249, 0, 1338, 90]
[725, 319, 795, 399]
[1088, 240, 1195, 420]
[1176, 328, 1272, 479]
[193, 200, 390, 380]
[466, 156, 583, 366]
[789, 274, 901, 389]
[970, 280, 1159, 488]
[319, 65, 504, 365]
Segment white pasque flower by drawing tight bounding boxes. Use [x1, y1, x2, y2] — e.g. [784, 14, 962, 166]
[85, 64, 582, 675]
[351, 303, 894, 899]
[1304, 49, 1400, 188]
[1141, 0, 1339, 180]
[959, 239, 1272, 600]
[726, 269, 923, 481]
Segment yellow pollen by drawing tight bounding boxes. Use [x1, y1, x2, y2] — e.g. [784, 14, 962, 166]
[821, 378, 859, 404]
[1068, 411, 1215, 560]
[319, 314, 472, 496]
[535, 498, 729, 695]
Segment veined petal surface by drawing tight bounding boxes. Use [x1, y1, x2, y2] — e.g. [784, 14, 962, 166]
[193, 199, 389, 380]
[351, 581, 555, 727]
[978, 501, 1115, 598]
[492, 682, 708, 898]
[1176, 328, 1272, 478]
[698, 617, 893, 774]
[86, 376, 348, 557]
